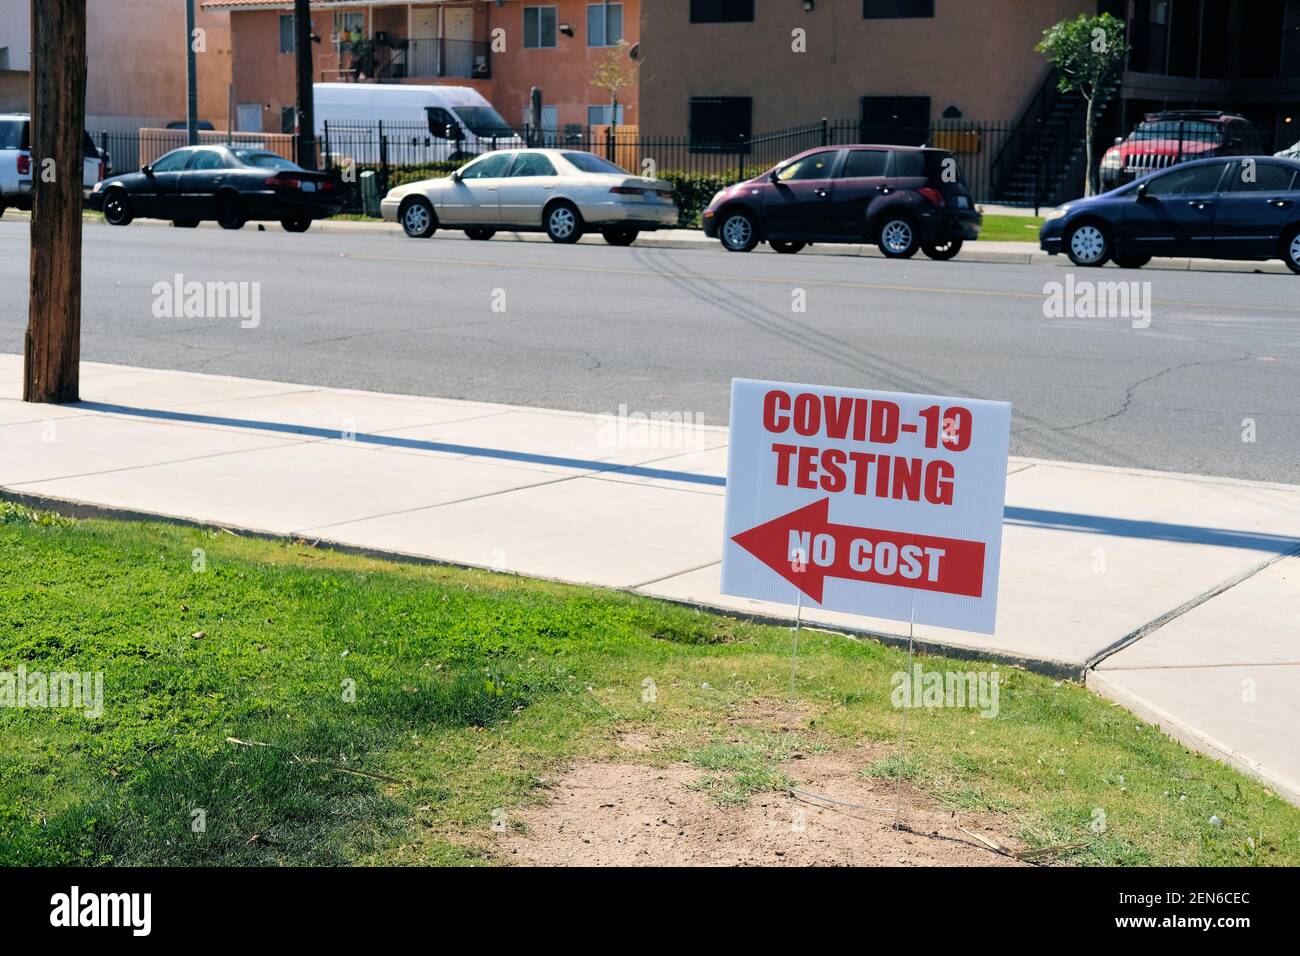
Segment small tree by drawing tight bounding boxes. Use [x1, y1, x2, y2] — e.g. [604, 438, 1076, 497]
[1036, 12, 1129, 197]
[590, 39, 637, 131]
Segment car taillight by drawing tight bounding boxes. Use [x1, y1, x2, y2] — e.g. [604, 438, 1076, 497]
[609, 186, 644, 196]
[655, 189, 674, 200]
[319, 180, 335, 191]
[918, 187, 945, 207]
[267, 176, 302, 188]
[17, 152, 30, 176]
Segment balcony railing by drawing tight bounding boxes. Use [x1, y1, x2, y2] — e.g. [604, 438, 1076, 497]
[336, 37, 490, 81]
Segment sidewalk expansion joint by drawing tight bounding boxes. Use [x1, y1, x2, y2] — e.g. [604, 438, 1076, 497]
[1085, 539, 1300, 672]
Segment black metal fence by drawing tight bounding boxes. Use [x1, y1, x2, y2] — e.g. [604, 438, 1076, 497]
[96, 116, 1297, 220]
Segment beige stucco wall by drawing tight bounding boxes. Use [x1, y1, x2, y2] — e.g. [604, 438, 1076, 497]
[84, 0, 232, 123]
[638, 0, 1092, 135]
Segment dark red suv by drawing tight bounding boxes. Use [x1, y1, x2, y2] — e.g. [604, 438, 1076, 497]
[701, 145, 981, 259]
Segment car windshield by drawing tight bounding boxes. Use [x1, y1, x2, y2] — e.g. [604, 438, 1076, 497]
[1131, 121, 1223, 142]
[453, 106, 514, 138]
[562, 151, 627, 174]
[234, 150, 302, 170]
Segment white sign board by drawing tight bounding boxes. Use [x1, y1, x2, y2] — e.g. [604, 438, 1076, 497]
[721, 379, 1011, 635]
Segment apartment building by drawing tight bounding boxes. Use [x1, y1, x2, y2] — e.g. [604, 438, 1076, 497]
[637, 0, 1092, 141]
[0, 0, 232, 129]
[205, 0, 639, 134]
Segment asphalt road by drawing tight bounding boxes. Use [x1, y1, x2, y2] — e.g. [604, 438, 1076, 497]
[2, 218, 1298, 483]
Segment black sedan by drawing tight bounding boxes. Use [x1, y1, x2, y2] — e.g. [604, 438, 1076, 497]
[88, 145, 343, 232]
[1040, 155, 1300, 273]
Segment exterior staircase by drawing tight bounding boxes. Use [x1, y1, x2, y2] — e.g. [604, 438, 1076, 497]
[992, 69, 1115, 208]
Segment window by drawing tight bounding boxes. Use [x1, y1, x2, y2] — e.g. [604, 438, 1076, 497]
[563, 151, 627, 174]
[427, 107, 461, 139]
[688, 96, 751, 151]
[280, 106, 296, 135]
[1227, 161, 1297, 192]
[587, 3, 624, 46]
[860, 95, 931, 146]
[234, 150, 302, 170]
[863, 0, 934, 18]
[279, 14, 296, 54]
[459, 152, 514, 179]
[150, 150, 192, 173]
[690, 0, 753, 23]
[334, 11, 364, 39]
[587, 104, 625, 126]
[524, 6, 558, 48]
[1144, 161, 1229, 195]
[777, 150, 838, 181]
[891, 150, 926, 177]
[508, 152, 558, 177]
[0, 119, 27, 150]
[189, 149, 229, 171]
[841, 149, 889, 178]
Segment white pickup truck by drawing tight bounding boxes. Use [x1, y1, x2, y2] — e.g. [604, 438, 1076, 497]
[0, 113, 105, 217]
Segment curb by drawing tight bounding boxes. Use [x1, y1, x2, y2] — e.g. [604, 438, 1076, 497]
[1085, 668, 1300, 806]
[0, 485, 1084, 681]
[9, 210, 1292, 274]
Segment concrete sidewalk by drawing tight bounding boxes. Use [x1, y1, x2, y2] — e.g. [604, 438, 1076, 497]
[14, 209, 1291, 274]
[2, 355, 1298, 802]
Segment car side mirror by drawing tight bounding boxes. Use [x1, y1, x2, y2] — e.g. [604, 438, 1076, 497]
[1114, 137, 1124, 146]
[142, 164, 154, 176]
[1135, 182, 1149, 200]
[450, 170, 462, 183]
[769, 168, 781, 183]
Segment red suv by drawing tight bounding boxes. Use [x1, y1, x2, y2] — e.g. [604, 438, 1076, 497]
[1099, 110, 1262, 190]
[702, 145, 981, 260]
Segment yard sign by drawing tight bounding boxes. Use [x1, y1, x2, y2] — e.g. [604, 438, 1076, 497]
[721, 379, 1012, 635]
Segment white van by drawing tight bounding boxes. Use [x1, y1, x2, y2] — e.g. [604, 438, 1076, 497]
[313, 83, 522, 166]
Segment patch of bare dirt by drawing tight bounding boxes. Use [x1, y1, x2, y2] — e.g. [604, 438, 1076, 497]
[496, 747, 1027, 867]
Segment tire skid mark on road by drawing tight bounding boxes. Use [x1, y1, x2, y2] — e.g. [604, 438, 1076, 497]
[624, 245, 1157, 472]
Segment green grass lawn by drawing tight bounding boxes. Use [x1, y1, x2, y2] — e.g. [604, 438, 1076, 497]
[976, 213, 1047, 243]
[1, 501, 1295, 866]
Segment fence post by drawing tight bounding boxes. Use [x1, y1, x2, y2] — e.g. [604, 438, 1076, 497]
[98, 130, 108, 174]
[821, 117, 829, 147]
[322, 120, 330, 171]
[604, 124, 614, 161]
[737, 133, 747, 182]
[378, 119, 389, 196]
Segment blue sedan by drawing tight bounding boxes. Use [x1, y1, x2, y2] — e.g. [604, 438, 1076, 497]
[1040, 156, 1300, 273]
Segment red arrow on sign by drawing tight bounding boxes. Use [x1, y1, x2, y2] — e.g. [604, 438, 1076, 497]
[730, 498, 986, 604]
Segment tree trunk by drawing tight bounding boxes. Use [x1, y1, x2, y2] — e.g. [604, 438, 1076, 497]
[1084, 95, 1096, 199]
[23, 0, 87, 404]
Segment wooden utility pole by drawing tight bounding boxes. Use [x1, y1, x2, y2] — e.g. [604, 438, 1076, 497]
[23, 0, 87, 404]
[294, 0, 317, 169]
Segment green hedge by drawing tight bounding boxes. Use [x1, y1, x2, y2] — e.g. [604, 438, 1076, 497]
[658, 167, 768, 228]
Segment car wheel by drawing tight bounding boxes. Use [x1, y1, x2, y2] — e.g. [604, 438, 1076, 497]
[400, 197, 437, 239]
[1064, 220, 1111, 267]
[1114, 253, 1150, 269]
[601, 226, 638, 246]
[280, 217, 311, 233]
[770, 240, 805, 254]
[102, 188, 133, 226]
[172, 219, 200, 229]
[921, 238, 963, 261]
[877, 215, 919, 258]
[1283, 227, 1300, 275]
[215, 192, 246, 230]
[545, 201, 583, 243]
[719, 210, 758, 252]
[465, 227, 496, 240]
